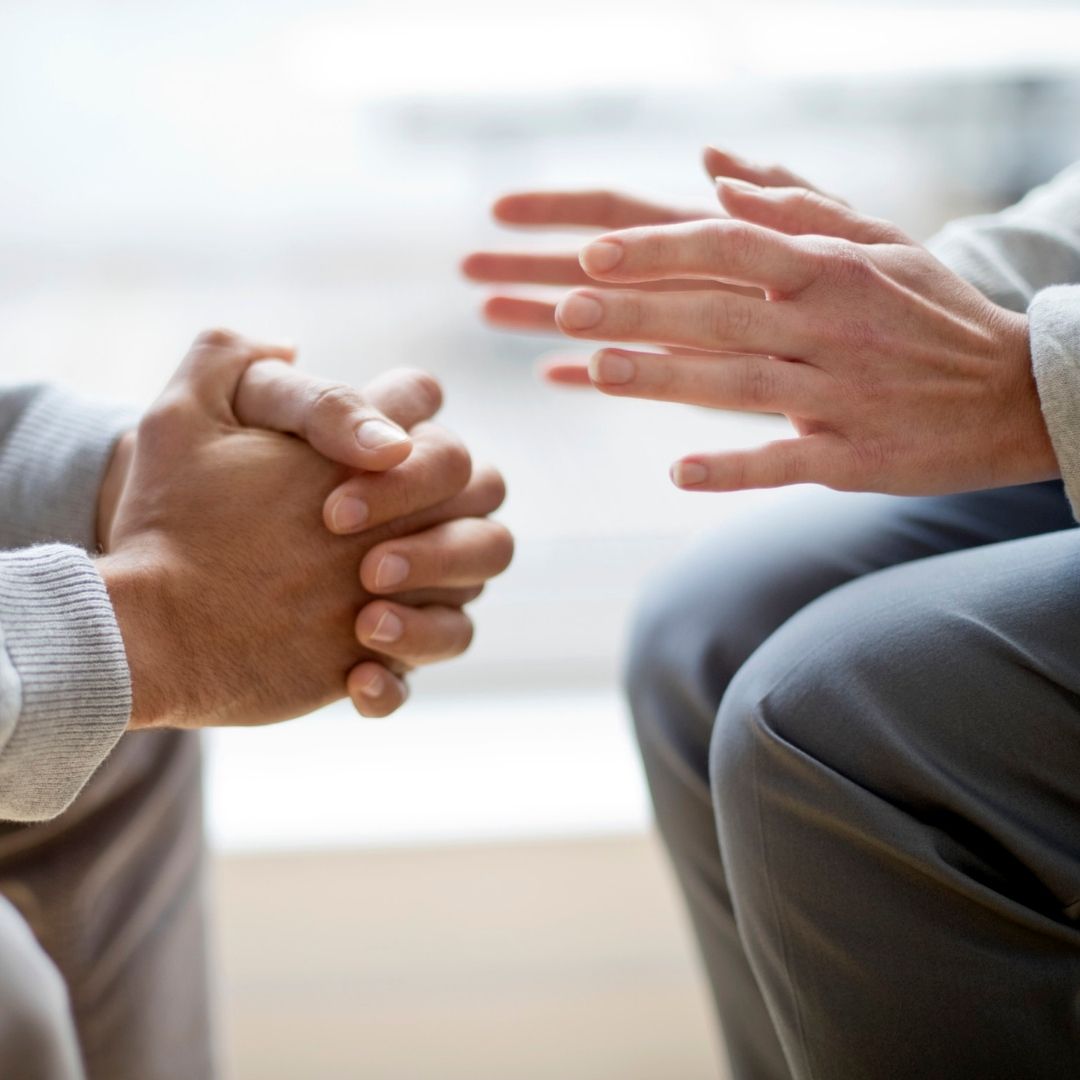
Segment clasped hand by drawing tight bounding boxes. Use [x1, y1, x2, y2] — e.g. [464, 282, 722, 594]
[98, 330, 513, 728]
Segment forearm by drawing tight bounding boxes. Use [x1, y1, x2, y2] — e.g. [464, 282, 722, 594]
[0, 545, 131, 822]
[0, 385, 134, 551]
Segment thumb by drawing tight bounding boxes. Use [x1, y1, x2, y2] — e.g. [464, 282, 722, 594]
[715, 180, 908, 246]
[170, 328, 297, 414]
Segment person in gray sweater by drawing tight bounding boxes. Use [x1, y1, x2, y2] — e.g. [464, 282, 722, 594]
[0, 329, 513, 1079]
[468, 153, 1080, 1078]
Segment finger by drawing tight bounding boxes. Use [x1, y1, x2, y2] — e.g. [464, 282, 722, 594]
[702, 146, 821, 192]
[324, 422, 472, 535]
[364, 465, 508, 547]
[347, 662, 409, 719]
[588, 348, 827, 414]
[670, 434, 849, 492]
[361, 518, 514, 595]
[172, 328, 296, 417]
[554, 288, 805, 356]
[392, 585, 485, 608]
[356, 602, 475, 665]
[579, 219, 819, 295]
[359, 367, 444, 430]
[463, 252, 596, 287]
[539, 355, 594, 387]
[465, 253, 722, 292]
[235, 360, 414, 472]
[716, 180, 907, 246]
[492, 190, 711, 230]
[483, 296, 561, 334]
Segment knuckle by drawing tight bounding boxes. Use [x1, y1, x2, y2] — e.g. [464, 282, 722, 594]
[384, 366, 444, 415]
[611, 293, 643, 334]
[431, 431, 473, 493]
[709, 219, 757, 265]
[138, 392, 190, 447]
[192, 327, 241, 351]
[822, 240, 877, 287]
[710, 294, 754, 342]
[309, 381, 361, 421]
[455, 615, 476, 654]
[488, 523, 516, 572]
[735, 361, 777, 408]
[471, 466, 507, 512]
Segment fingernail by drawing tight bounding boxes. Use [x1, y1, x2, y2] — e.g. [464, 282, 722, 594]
[672, 461, 708, 487]
[717, 177, 762, 193]
[589, 351, 636, 385]
[556, 293, 604, 331]
[331, 495, 369, 532]
[359, 669, 385, 698]
[368, 610, 404, 644]
[375, 554, 410, 589]
[580, 240, 624, 274]
[356, 419, 408, 450]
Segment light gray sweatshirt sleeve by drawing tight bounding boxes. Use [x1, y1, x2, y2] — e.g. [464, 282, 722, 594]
[0, 387, 133, 821]
[927, 161, 1080, 515]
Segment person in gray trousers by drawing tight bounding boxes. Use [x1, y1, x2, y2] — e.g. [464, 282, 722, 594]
[469, 152, 1080, 1077]
[0, 331, 513, 1079]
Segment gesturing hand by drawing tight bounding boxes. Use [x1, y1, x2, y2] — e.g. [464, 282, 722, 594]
[550, 176, 1059, 496]
[462, 188, 729, 384]
[98, 331, 512, 729]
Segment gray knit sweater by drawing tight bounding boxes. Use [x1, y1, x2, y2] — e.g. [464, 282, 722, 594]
[4, 164, 1080, 823]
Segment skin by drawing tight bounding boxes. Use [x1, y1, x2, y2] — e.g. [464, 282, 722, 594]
[96, 330, 513, 727]
[466, 147, 1059, 495]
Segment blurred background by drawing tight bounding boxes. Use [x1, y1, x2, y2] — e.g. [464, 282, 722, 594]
[1, 1, 1077, 1076]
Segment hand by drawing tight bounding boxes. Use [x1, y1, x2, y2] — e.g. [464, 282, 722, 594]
[98, 330, 512, 729]
[462, 188, 728, 385]
[461, 148, 835, 385]
[227, 358, 515, 716]
[98, 344, 512, 719]
[553, 181, 1058, 495]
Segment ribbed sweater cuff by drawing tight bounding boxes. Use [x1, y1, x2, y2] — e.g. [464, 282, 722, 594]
[0, 387, 134, 552]
[1029, 284, 1080, 520]
[0, 545, 131, 822]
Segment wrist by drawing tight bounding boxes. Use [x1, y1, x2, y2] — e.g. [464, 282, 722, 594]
[97, 550, 177, 730]
[96, 430, 136, 552]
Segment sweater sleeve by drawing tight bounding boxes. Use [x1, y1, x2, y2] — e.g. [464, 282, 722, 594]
[0, 385, 134, 552]
[926, 162, 1080, 517]
[926, 160, 1080, 315]
[0, 385, 135, 821]
[0, 546, 131, 822]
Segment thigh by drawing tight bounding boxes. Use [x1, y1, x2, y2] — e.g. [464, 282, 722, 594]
[713, 526, 1080, 1079]
[0, 730, 213, 1080]
[630, 478, 1073, 755]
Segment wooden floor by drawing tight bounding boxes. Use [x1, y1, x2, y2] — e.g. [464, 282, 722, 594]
[213, 833, 723, 1080]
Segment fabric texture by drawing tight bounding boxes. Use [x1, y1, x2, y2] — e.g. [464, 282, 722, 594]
[0, 729, 214, 1080]
[628, 481, 1078, 1080]
[0, 387, 132, 823]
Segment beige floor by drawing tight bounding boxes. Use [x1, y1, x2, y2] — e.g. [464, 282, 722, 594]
[213, 833, 724, 1080]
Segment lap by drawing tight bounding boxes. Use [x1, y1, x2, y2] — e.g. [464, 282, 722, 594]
[718, 524, 1080, 915]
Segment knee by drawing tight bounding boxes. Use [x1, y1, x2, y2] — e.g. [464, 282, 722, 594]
[707, 576, 945, 837]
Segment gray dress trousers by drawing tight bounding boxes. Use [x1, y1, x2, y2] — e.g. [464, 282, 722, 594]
[628, 480, 1080, 1079]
